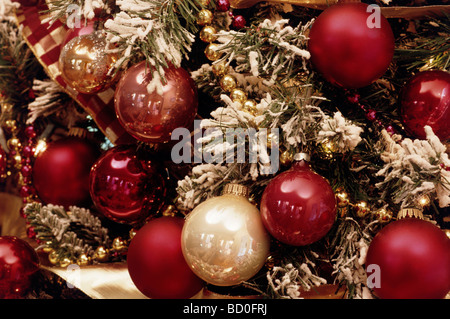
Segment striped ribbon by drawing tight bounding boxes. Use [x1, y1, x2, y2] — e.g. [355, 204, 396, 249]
[14, 4, 134, 145]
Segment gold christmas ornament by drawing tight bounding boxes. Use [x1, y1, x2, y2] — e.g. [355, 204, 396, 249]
[48, 250, 59, 265]
[220, 74, 237, 92]
[77, 254, 91, 266]
[242, 99, 258, 115]
[212, 62, 228, 77]
[230, 88, 247, 104]
[319, 138, 338, 159]
[112, 237, 126, 252]
[59, 257, 72, 268]
[4, 119, 18, 133]
[204, 43, 222, 61]
[94, 246, 109, 262]
[181, 183, 270, 286]
[279, 150, 293, 166]
[7, 137, 21, 150]
[375, 207, 393, 223]
[355, 201, 370, 218]
[59, 31, 118, 94]
[335, 189, 349, 208]
[200, 25, 218, 43]
[197, 9, 214, 26]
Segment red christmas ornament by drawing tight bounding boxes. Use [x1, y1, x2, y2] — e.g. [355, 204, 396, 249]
[89, 145, 165, 224]
[308, 2, 394, 89]
[11, 0, 39, 6]
[366, 218, 450, 299]
[260, 160, 337, 246]
[114, 61, 198, 144]
[399, 70, 450, 141]
[216, 0, 230, 12]
[0, 236, 40, 298]
[127, 217, 204, 299]
[232, 15, 246, 29]
[33, 136, 100, 208]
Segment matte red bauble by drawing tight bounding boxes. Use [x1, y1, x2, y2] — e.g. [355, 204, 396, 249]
[33, 137, 100, 208]
[308, 2, 394, 89]
[114, 61, 198, 144]
[399, 70, 450, 141]
[127, 217, 204, 299]
[89, 145, 165, 224]
[366, 218, 450, 299]
[0, 236, 40, 298]
[260, 160, 337, 246]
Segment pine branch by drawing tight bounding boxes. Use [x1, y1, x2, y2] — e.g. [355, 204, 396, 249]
[23, 202, 111, 265]
[0, 20, 43, 123]
[104, 0, 204, 92]
[395, 15, 450, 72]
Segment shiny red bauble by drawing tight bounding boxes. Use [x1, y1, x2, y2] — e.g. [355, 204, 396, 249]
[366, 218, 450, 299]
[308, 2, 395, 89]
[260, 160, 337, 246]
[114, 61, 198, 144]
[0, 236, 40, 298]
[127, 217, 204, 299]
[399, 70, 450, 141]
[33, 136, 100, 208]
[89, 145, 165, 224]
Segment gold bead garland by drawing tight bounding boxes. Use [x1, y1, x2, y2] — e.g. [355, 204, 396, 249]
[196, 3, 258, 117]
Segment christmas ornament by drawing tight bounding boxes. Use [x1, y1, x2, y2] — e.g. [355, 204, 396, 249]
[89, 145, 165, 224]
[399, 70, 450, 141]
[127, 216, 204, 299]
[11, 0, 38, 6]
[59, 31, 118, 94]
[0, 236, 40, 298]
[260, 158, 337, 246]
[366, 218, 450, 299]
[114, 61, 198, 144]
[33, 136, 100, 208]
[181, 183, 270, 286]
[231, 15, 246, 30]
[308, 2, 394, 88]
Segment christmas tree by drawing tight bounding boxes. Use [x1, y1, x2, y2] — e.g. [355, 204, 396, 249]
[0, 0, 449, 300]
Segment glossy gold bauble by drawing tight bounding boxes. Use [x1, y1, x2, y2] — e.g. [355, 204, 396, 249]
[230, 88, 247, 105]
[220, 74, 237, 92]
[242, 99, 257, 115]
[197, 9, 214, 26]
[77, 253, 91, 266]
[212, 62, 228, 77]
[204, 43, 222, 61]
[200, 25, 218, 43]
[59, 31, 118, 94]
[94, 246, 109, 262]
[181, 184, 270, 286]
